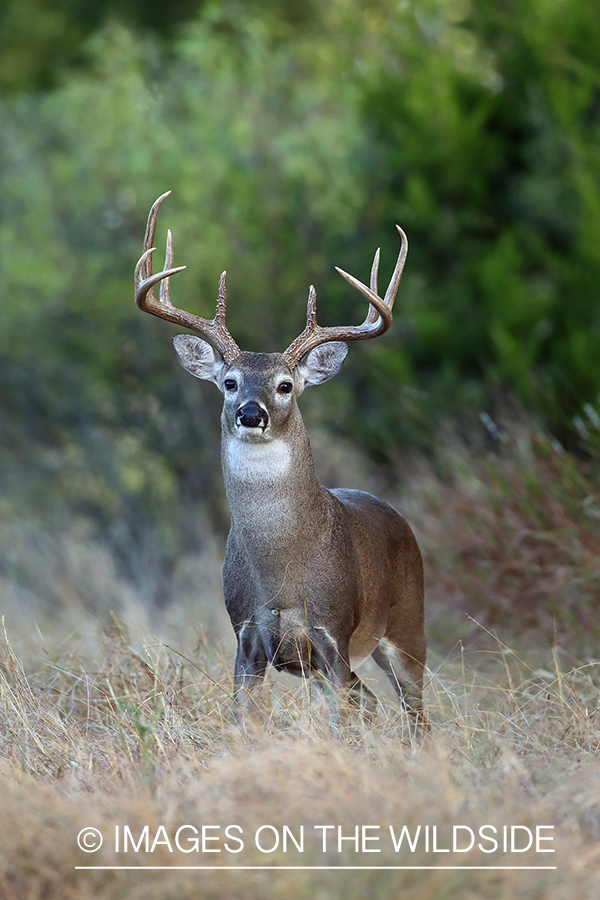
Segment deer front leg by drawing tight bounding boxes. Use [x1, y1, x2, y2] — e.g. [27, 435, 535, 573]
[232, 622, 269, 722]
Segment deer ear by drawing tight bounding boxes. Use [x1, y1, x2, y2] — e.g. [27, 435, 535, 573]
[173, 334, 226, 384]
[298, 342, 348, 386]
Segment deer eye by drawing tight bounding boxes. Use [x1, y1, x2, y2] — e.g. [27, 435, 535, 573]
[224, 378, 238, 391]
[277, 381, 293, 394]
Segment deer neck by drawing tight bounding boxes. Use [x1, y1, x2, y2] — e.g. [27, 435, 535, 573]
[221, 414, 327, 538]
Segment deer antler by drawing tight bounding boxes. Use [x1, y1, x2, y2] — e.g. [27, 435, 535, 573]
[282, 226, 408, 368]
[134, 192, 241, 363]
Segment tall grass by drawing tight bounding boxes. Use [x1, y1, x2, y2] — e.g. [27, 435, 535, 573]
[1, 617, 599, 899]
[405, 420, 600, 655]
[1, 423, 599, 898]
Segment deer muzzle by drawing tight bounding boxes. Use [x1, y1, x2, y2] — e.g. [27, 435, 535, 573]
[236, 402, 269, 431]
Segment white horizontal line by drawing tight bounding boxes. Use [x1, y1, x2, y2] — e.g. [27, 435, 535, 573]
[75, 866, 558, 871]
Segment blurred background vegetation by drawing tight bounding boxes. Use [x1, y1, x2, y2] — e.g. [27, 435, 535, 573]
[0, 0, 599, 639]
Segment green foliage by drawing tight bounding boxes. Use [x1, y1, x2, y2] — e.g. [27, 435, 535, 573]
[0, 0, 202, 92]
[349, 0, 600, 437]
[0, 8, 371, 547]
[1, 0, 600, 534]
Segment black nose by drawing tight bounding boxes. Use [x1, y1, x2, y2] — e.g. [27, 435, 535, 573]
[236, 402, 268, 429]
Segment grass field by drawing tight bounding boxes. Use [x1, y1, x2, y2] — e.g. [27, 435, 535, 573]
[1, 421, 599, 899]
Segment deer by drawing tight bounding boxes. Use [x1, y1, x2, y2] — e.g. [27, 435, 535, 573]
[134, 192, 427, 728]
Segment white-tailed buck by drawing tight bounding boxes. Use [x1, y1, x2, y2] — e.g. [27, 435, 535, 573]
[135, 192, 426, 726]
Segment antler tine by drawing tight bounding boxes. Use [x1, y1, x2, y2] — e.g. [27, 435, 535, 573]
[282, 226, 408, 368]
[159, 227, 175, 306]
[134, 192, 241, 363]
[216, 270, 227, 324]
[364, 247, 381, 326]
[385, 225, 409, 305]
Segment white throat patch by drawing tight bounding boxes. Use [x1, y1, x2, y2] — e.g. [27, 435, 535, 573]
[227, 438, 292, 482]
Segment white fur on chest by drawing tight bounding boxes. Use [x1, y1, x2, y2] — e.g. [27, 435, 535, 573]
[226, 438, 292, 483]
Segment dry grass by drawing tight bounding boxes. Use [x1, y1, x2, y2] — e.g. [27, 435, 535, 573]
[1, 611, 600, 899]
[1, 424, 600, 899]
[402, 422, 600, 654]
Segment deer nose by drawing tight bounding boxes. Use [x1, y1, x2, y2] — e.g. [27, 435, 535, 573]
[236, 402, 268, 429]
